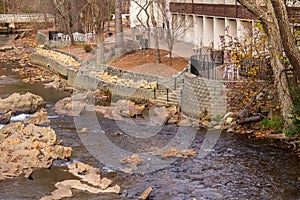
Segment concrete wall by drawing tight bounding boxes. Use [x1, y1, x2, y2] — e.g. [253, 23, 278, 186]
[181, 73, 226, 119]
[36, 31, 71, 48]
[68, 68, 157, 100]
[30, 53, 70, 77]
[214, 18, 225, 49]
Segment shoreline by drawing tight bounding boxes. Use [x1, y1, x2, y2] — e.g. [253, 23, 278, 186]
[1, 31, 299, 157]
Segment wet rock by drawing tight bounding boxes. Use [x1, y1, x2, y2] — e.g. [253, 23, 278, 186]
[178, 118, 192, 127]
[95, 105, 124, 121]
[214, 125, 222, 130]
[24, 109, 50, 125]
[121, 154, 143, 168]
[68, 161, 115, 189]
[227, 128, 235, 133]
[115, 100, 145, 118]
[54, 96, 85, 116]
[68, 162, 99, 178]
[0, 111, 12, 125]
[0, 45, 14, 51]
[226, 117, 234, 125]
[0, 92, 46, 115]
[161, 148, 197, 158]
[0, 75, 7, 79]
[79, 127, 88, 134]
[167, 118, 178, 125]
[265, 133, 286, 140]
[0, 122, 72, 180]
[149, 106, 169, 126]
[139, 187, 152, 200]
[94, 89, 111, 106]
[238, 109, 249, 122]
[40, 183, 73, 200]
[41, 161, 121, 199]
[210, 121, 218, 127]
[200, 120, 210, 128]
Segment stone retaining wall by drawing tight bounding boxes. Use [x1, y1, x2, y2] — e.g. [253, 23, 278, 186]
[181, 73, 226, 119]
[30, 53, 69, 77]
[72, 72, 156, 100]
[36, 31, 70, 48]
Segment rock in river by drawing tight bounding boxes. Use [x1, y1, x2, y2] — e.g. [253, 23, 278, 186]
[0, 122, 72, 180]
[0, 92, 46, 115]
[0, 111, 12, 125]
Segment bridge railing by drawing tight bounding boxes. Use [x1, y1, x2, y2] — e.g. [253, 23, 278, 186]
[0, 13, 54, 19]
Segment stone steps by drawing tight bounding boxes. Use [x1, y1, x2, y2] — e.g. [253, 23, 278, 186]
[152, 86, 183, 106]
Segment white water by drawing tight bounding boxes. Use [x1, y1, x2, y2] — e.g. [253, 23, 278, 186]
[10, 113, 31, 121]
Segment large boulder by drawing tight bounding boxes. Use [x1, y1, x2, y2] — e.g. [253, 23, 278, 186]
[0, 45, 14, 52]
[0, 122, 72, 180]
[24, 108, 50, 125]
[54, 95, 86, 116]
[0, 92, 46, 115]
[0, 111, 12, 124]
[114, 100, 145, 118]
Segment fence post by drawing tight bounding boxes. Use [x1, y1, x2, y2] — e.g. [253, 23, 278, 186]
[174, 76, 177, 90]
[167, 88, 169, 102]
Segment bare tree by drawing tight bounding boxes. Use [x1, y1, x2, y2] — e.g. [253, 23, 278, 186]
[157, 0, 191, 65]
[150, 0, 161, 64]
[237, 0, 300, 126]
[4, 0, 24, 13]
[81, 0, 111, 63]
[115, 0, 124, 54]
[53, 0, 75, 45]
[132, 0, 161, 64]
[132, 0, 151, 50]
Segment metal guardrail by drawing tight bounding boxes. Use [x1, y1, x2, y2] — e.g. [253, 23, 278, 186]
[190, 55, 223, 79]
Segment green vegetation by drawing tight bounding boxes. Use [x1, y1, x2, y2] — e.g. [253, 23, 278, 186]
[214, 114, 222, 122]
[261, 116, 283, 132]
[284, 103, 300, 138]
[83, 44, 93, 53]
[0, 1, 3, 14]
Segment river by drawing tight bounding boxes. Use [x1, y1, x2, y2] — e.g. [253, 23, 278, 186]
[0, 35, 300, 199]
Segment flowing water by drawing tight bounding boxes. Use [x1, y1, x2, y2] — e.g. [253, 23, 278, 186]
[0, 36, 300, 199]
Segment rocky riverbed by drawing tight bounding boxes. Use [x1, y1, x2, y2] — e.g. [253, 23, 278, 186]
[0, 33, 300, 199]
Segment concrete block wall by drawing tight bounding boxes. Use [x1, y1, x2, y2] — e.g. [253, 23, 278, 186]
[181, 73, 226, 119]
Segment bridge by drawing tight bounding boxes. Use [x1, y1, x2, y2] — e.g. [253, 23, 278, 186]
[0, 13, 55, 30]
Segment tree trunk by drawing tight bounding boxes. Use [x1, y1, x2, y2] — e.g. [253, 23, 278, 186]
[150, 1, 161, 64]
[237, 0, 295, 127]
[271, 0, 300, 82]
[264, 22, 294, 127]
[96, 33, 105, 64]
[115, 0, 124, 55]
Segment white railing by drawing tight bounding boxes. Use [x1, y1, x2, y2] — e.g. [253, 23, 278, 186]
[0, 13, 54, 23]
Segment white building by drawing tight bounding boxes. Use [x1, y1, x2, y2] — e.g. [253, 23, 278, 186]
[130, 0, 300, 50]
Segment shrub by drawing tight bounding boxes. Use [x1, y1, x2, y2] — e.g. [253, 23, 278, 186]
[261, 115, 283, 132]
[83, 44, 93, 53]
